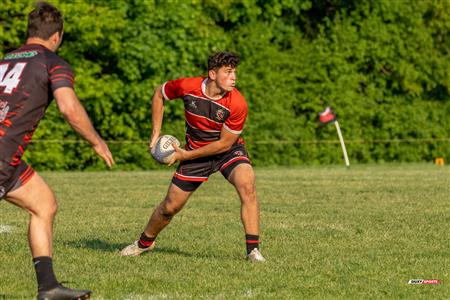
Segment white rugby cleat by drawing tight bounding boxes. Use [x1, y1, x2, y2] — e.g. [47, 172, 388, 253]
[120, 240, 155, 256]
[247, 248, 266, 262]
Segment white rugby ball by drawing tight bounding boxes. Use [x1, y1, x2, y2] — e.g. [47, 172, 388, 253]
[150, 135, 181, 164]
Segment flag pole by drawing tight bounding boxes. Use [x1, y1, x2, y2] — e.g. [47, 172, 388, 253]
[319, 106, 350, 168]
[334, 120, 350, 167]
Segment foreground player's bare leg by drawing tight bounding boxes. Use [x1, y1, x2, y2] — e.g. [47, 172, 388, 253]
[120, 183, 193, 256]
[227, 163, 265, 262]
[6, 173, 56, 258]
[6, 172, 91, 298]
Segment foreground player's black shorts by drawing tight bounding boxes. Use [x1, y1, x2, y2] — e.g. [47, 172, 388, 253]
[172, 144, 251, 192]
[0, 160, 35, 199]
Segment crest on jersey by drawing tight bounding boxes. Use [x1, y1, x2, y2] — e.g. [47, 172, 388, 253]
[0, 186, 5, 198]
[215, 108, 225, 121]
[0, 100, 9, 122]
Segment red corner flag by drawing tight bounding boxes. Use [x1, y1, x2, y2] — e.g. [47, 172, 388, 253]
[319, 107, 336, 124]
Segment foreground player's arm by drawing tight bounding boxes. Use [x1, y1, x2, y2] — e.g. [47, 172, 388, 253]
[149, 84, 165, 149]
[168, 127, 239, 166]
[54, 87, 115, 168]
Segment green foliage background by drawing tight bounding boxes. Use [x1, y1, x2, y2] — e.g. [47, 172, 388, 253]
[1, 0, 449, 169]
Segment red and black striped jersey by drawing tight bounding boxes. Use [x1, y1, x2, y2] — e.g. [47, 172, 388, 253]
[162, 77, 248, 150]
[0, 44, 74, 166]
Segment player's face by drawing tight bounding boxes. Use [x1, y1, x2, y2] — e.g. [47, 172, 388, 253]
[214, 66, 236, 92]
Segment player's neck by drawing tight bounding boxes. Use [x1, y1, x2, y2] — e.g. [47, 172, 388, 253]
[26, 38, 56, 52]
[204, 79, 225, 100]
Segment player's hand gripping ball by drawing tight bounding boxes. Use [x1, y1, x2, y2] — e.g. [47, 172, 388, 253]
[150, 135, 181, 164]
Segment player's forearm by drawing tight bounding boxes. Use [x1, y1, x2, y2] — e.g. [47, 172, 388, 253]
[54, 87, 102, 146]
[63, 106, 102, 146]
[151, 86, 164, 136]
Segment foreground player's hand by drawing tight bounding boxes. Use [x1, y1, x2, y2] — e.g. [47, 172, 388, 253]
[93, 139, 115, 168]
[167, 143, 189, 166]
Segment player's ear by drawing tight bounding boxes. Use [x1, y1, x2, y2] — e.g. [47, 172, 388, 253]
[49, 31, 62, 51]
[208, 69, 217, 80]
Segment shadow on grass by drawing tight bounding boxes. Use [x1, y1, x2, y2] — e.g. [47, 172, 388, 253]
[154, 247, 193, 257]
[65, 239, 193, 257]
[65, 239, 129, 252]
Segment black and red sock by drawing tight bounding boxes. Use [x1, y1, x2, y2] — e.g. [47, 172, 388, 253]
[245, 234, 259, 255]
[33, 256, 59, 292]
[138, 232, 156, 249]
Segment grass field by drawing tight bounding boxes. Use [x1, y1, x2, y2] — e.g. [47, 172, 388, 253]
[0, 164, 448, 299]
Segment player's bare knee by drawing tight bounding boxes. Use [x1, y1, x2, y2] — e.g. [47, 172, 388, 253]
[44, 200, 57, 219]
[239, 185, 258, 206]
[159, 204, 177, 220]
[239, 182, 256, 198]
[48, 201, 58, 218]
[45, 191, 58, 215]
[29, 200, 57, 220]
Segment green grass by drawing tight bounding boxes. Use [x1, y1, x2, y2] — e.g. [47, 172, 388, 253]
[0, 164, 448, 299]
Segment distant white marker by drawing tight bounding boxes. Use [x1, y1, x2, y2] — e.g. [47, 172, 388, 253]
[0, 224, 14, 233]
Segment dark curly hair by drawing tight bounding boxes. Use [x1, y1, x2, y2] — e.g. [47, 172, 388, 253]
[27, 1, 63, 39]
[207, 52, 240, 71]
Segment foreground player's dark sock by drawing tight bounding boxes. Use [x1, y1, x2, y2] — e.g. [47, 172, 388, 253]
[138, 232, 156, 249]
[245, 234, 259, 255]
[33, 256, 59, 292]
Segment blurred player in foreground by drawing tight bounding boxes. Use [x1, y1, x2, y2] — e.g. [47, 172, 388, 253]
[0, 2, 114, 299]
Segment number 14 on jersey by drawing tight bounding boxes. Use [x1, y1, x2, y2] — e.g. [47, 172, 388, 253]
[0, 63, 27, 94]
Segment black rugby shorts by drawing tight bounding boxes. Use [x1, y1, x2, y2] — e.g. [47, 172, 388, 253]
[172, 144, 251, 192]
[0, 160, 35, 199]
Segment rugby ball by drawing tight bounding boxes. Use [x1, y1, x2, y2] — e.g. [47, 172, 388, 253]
[150, 135, 181, 164]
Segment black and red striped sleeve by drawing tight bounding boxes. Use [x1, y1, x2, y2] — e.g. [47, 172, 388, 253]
[47, 56, 74, 92]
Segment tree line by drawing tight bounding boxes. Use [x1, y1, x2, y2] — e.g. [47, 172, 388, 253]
[1, 0, 449, 169]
